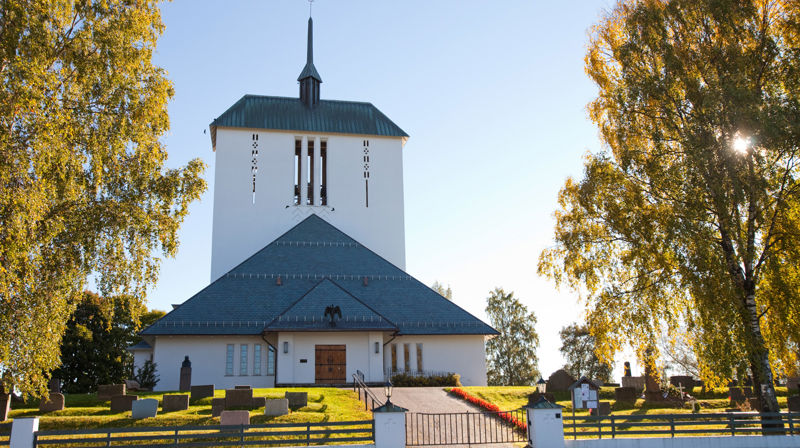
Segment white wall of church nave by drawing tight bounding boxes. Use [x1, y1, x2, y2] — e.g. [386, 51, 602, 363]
[152, 335, 275, 391]
[210, 128, 406, 281]
[383, 335, 488, 386]
[277, 332, 384, 384]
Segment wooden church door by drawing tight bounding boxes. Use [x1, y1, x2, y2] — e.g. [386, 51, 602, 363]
[315, 345, 346, 384]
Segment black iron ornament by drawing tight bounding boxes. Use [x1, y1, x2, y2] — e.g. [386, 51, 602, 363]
[324, 305, 342, 327]
[251, 133, 259, 203]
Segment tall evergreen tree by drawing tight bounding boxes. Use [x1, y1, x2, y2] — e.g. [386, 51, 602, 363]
[485, 288, 539, 386]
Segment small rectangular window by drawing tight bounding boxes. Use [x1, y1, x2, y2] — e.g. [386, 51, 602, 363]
[294, 139, 301, 205]
[240, 344, 248, 376]
[225, 344, 234, 376]
[320, 140, 327, 206]
[307, 140, 315, 205]
[391, 344, 397, 372]
[417, 343, 423, 372]
[267, 345, 276, 376]
[404, 344, 410, 372]
[253, 344, 262, 376]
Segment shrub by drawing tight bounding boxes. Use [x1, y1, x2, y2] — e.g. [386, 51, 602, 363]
[390, 372, 460, 387]
[134, 360, 159, 390]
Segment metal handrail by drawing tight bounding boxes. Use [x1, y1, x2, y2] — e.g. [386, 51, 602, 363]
[352, 370, 382, 411]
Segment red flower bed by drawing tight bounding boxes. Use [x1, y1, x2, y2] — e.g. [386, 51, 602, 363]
[448, 388, 527, 432]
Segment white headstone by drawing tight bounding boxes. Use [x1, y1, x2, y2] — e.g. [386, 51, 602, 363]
[131, 398, 158, 419]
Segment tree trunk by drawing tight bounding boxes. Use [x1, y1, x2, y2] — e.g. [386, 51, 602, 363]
[742, 286, 781, 417]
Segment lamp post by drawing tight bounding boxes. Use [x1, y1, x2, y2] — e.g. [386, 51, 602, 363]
[536, 377, 547, 395]
[384, 381, 393, 405]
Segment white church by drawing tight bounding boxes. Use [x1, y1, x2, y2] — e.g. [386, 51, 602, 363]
[133, 16, 497, 390]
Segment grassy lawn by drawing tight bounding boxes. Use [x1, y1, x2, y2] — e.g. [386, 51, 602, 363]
[7, 388, 371, 430]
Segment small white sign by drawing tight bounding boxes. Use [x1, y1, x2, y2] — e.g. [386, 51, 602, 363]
[580, 383, 590, 400]
[587, 400, 598, 409]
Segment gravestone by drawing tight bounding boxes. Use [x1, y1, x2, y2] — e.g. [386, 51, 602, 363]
[131, 398, 158, 419]
[39, 393, 65, 413]
[98, 384, 126, 401]
[220, 410, 250, 426]
[264, 399, 289, 417]
[621, 376, 645, 391]
[747, 397, 761, 411]
[669, 376, 695, 389]
[787, 395, 800, 412]
[729, 387, 752, 406]
[162, 394, 190, 412]
[234, 385, 251, 390]
[191, 385, 214, 401]
[211, 398, 226, 417]
[225, 389, 254, 408]
[547, 369, 577, 392]
[179, 356, 192, 392]
[251, 397, 266, 409]
[788, 377, 800, 391]
[623, 361, 632, 377]
[125, 380, 141, 391]
[110, 394, 138, 413]
[0, 393, 10, 421]
[285, 391, 308, 409]
[590, 401, 611, 416]
[614, 387, 637, 402]
[49, 378, 61, 393]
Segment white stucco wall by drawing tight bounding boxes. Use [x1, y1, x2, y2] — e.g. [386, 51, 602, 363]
[276, 332, 385, 384]
[131, 349, 152, 373]
[210, 128, 406, 281]
[152, 335, 275, 391]
[383, 335, 488, 386]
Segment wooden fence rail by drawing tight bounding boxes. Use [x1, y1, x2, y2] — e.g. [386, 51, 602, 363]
[34, 420, 374, 447]
[564, 411, 800, 439]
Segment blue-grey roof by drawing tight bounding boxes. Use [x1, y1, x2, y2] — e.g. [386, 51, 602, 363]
[142, 215, 497, 337]
[127, 341, 152, 351]
[209, 95, 408, 150]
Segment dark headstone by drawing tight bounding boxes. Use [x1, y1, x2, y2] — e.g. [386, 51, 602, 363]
[590, 401, 611, 416]
[729, 387, 752, 406]
[615, 387, 637, 402]
[234, 385, 251, 390]
[220, 410, 250, 425]
[39, 393, 65, 412]
[125, 379, 141, 391]
[98, 384, 126, 401]
[251, 397, 266, 409]
[110, 394, 138, 413]
[49, 377, 61, 393]
[179, 356, 192, 392]
[787, 395, 800, 412]
[621, 376, 645, 391]
[285, 391, 308, 408]
[547, 369, 577, 392]
[225, 389, 254, 408]
[645, 391, 663, 402]
[788, 377, 800, 391]
[747, 397, 761, 411]
[624, 362, 631, 377]
[191, 385, 214, 401]
[0, 394, 10, 421]
[525, 392, 555, 405]
[211, 398, 226, 417]
[162, 394, 190, 412]
[669, 376, 695, 389]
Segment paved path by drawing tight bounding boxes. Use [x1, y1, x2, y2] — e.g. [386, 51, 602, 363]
[365, 387, 525, 448]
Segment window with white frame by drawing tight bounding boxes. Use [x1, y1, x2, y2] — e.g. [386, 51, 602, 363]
[225, 344, 234, 376]
[254, 344, 262, 376]
[240, 344, 248, 376]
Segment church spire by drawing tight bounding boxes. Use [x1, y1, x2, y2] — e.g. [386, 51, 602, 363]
[298, 17, 322, 107]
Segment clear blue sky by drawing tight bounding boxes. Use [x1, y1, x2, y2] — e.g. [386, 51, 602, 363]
[148, 0, 635, 381]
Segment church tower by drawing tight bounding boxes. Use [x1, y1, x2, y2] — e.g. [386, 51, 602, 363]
[207, 16, 409, 281]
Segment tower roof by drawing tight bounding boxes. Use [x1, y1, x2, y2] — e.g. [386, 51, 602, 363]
[298, 17, 322, 83]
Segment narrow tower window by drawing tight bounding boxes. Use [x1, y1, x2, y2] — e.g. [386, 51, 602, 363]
[391, 344, 397, 372]
[225, 344, 234, 376]
[294, 139, 301, 205]
[253, 344, 262, 376]
[307, 139, 315, 205]
[320, 140, 327, 205]
[403, 343, 410, 371]
[240, 344, 248, 375]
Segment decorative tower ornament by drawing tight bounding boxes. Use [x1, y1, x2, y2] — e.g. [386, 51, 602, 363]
[298, 2, 322, 108]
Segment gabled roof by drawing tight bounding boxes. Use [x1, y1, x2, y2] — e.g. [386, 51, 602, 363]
[264, 279, 396, 332]
[209, 95, 408, 150]
[127, 341, 152, 351]
[142, 215, 497, 337]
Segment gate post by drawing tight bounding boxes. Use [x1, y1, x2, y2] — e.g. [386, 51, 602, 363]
[373, 401, 408, 448]
[10, 417, 38, 448]
[526, 397, 564, 448]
